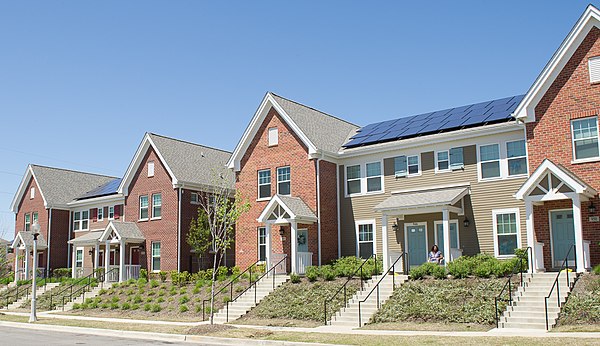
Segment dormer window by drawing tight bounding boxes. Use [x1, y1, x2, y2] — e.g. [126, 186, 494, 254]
[148, 161, 155, 177]
[268, 127, 278, 146]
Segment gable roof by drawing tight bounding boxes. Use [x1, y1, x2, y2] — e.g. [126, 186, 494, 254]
[10, 165, 117, 212]
[119, 133, 234, 195]
[257, 195, 318, 224]
[99, 221, 145, 243]
[227, 92, 359, 170]
[515, 5, 600, 122]
[11, 231, 47, 250]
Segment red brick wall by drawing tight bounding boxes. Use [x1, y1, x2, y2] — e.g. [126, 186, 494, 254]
[125, 148, 179, 272]
[319, 160, 339, 265]
[49, 209, 70, 270]
[14, 177, 48, 271]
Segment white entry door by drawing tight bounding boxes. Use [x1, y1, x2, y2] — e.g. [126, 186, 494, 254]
[297, 229, 308, 252]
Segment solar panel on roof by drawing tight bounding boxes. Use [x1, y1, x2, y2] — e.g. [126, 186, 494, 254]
[77, 178, 122, 200]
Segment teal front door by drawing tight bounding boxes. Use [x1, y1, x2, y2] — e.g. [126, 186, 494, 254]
[435, 222, 459, 257]
[550, 210, 576, 267]
[406, 224, 427, 267]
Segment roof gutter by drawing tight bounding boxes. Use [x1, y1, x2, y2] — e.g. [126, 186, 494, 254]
[177, 186, 182, 272]
[46, 208, 52, 273]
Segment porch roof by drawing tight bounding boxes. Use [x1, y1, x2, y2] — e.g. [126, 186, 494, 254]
[0, 238, 10, 246]
[257, 195, 318, 224]
[374, 185, 469, 215]
[99, 221, 145, 243]
[11, 231, 47, 250]
[68, 231, 103, 246]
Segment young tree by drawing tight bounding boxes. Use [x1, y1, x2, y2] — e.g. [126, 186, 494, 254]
[187, 178, 250, 324]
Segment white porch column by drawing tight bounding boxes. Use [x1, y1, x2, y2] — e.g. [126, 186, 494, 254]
[525, 199, 536, 273]
[70, 246, 76, 278]
[265, 223, 272, 271]
[104, 241, 110, 281]
[14, 248, 19, 282]
[94, 243, 100, 276]
[23, 246, 31, 280]
[442, 209, 451, 266]
[381, 214, 389, 271]
[119, 240, 126, 282]
[291, 221, 298, 274]
[572, 195, 586, 272]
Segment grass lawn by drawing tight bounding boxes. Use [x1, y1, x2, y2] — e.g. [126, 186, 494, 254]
[361, 321, 491, 332]
[554, 273, 600, 332]
[234, 277, 361, 327]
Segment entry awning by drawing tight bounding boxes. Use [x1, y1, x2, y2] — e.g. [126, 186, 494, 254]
[11, 231, 48, 250]
[99, 221, 145, 243]
[68, 231, 103, 246]
[374, 185, 469, 215]
[257, 195, 318, 224]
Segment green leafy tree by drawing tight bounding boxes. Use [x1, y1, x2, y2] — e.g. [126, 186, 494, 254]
[0, 247, 10, 280]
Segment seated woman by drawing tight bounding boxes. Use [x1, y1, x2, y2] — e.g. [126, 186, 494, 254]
[428, 245, 444, 264]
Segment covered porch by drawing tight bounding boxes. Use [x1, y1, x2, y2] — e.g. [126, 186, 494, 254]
[11, 231, 47, 282]
[257, 195, 318, 275]
[516, 159, 595, 273]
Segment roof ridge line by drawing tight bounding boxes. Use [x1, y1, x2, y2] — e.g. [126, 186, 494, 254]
[269, 92, 360, 128]
[30, 164, 118, 179]
[148, 133, 232, 154]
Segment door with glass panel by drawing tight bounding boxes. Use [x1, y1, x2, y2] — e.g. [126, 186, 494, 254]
[551, 210, 576, 267]
[435, 221, 459, 259]
[406, 224, 427, 267]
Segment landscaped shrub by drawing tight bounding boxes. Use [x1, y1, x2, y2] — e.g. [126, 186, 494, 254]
[333, 256, 363, 277]
[409, 262, 441, 280]
[305, 266, 319, 282]
[150, 279, 159, 288]
[121, 302, 131, 310]
[474, 260, 494, 278]
[143, 303, 151, 311]
[137, 278, 147, 287]
[231, 266, 241, 277]
[151, 304, 161, 312]
[72, 303, 81, 309]
[159, 271, 168, 282]
[52, 268, 71, 279]
[179, 295, 190, 304]
[179, 305, 188, 313]
[447, 259, 470, 279]
[217, 266, 229, 281]
[431, 264, 447, 279]
[290, 274, 301, 283]
[320, 265, 336, 281]
[139, 269, 148, 280]
[592, 264, 600, 275]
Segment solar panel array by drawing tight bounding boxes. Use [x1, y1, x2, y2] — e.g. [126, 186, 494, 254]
[77, 178, 122, 200]
[343, 95, 525, 148]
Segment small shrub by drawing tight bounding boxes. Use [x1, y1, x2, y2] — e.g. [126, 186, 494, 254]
[290, 274, 301, 283]
[72, 303, 81, 309]
[121, 302, 131, 310]
[217, 266, 229, 281]
[179, 287, 187, 295]
[110, 302, 119, 309]
[158, 289, 165, 296]
[97, 289, 107, 296]
[192, 287, 200, 294]
[111, 296, 120, 303]
[147, 290, 156, 296]
[410, 262, 439, 280]
[305, 266, 319, 282]
[179, 305, 189, 313]
[447, 259, 470, 279]
[150, 279, 159, 288]
[143, 303, 152, 311]
[137, 278, 147, 287]
[100, 303, 109, 309]
[431, 264, 447, 279]
[592, 264, 600, 275]
[474, 261, 494, 278]
[151, 304, 161, 312]
[133, 295, 142, 304]
[139, 269, 148, 280]
[159, 271, 168, 282]
[146, 297, 153, 303]
[157, 297, 165, 303]
[333, 256, 362, 277]
[320, 265, 336, 281]
[131, 304, 140, 310]
[231, 266, 241, 277]
[223, 296, 231, 303]
[179, 295, 190, 304]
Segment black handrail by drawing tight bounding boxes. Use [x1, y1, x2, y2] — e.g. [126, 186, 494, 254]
[50, 270, 98, 310]
[3, 283, 31, 309]
[544, 244, 577, 330]
[494, 247, 531, 328]
[323, 254, 377, 325]
[201, 260, 260, 321]
[223, 255, 287, 323]
[357, 252, 407, 327]
[59, 267, 117, 311]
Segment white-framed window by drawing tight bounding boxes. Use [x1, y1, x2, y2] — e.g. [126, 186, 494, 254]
[108, 206, 115, 220]
[258, 169, 271, 199]
[436, 147, 464, 172]
[277, 166, 291, 195]
[433, 220, 460, 251]
[393, 155, 420, 177]
[493, 209, 521, 257]
[356, 221, 376, 259]
[258, 227, 267, 262]
[73, 210, 89, 231]
[394, 156, 407, 177]
[32, 212, 38, 225]
[268, 127, 278, 146]
[24, 213, 31, 232]
[366, 162, 382, 192]
[97, 207, 104, 221]
[148, 161, 155, 177]
[30, 187, 35, 199]
[436, 151, 449, 171]
[151, 241, 161, 271]
[346, 165, 361, 195]
[139, 195, 149, 220]
[152, 194, 162, 219]
[507, 140, 528, 176]
[479, 144, 501, 179]
[75, 248, 84, 268]
[407, 155, 420, 175]
[571, 117, 600, 160]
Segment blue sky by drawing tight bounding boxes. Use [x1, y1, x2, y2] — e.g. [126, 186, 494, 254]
[0, 1, 595, 238]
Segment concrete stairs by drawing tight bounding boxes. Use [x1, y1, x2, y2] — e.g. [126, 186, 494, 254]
[61, 283, 114, 311]
[329, 274, 408, 327]
[7, 283, 60, 310]
[498, 272, 577, 330]
[211, 274, 289, 323]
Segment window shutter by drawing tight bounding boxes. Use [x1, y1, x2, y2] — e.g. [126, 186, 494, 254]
[114, 205, 120, 219]
[91, 208, 97, 222]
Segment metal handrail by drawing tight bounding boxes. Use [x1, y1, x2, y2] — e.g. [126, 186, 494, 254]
[201, 260, 260, 321]
[544, 244, 577, 330]
[357, 252, 407, 327]
[59, 267, 117, 311]
[323, 254, 377, 325]
[223, 255, 287, 323]
[4, 283, 31, 309]
[50, 270, 98, 310]
[494, 246, 531, 328]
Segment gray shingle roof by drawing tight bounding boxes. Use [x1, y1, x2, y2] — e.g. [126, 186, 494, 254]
[12, 231, 47, 249]
[277, 195, 317, 220]
[68, 231, 103, 245]
[374, 186, 469, 212]
[31, 165, 117, 207]
[270, 93, 359, 154]
[0, 238, 10, 246]
[109, 221, 145, 241]
[148, 134, 234, 189]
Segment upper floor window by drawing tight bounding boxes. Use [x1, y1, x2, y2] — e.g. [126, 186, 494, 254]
[493, 209, 520, 257]
[366, 162, 382, 192]
[32, 212, 38, 225]
[407, 155, 419, 175]
[437, 147, 464, 172]
[97, 207, 104, 221]
[73, 210, 89, 231]
[588, 56, 600, 83]
[277, 166, 291, 195]
[139, 195, 149, 220]
[152, 194, 162, 219]
[346, 162, 384, 196]
[394, 155, 420, 177]
[108, 206, 115, 220]
[572, 117, 599, 160]
[258, 169, 271, 199]
[25, 213, 31, 232]
[191, 192, 199, 204]
[30, 187, 35, 199]
[346, 165, 361, 194]
[479, 144, 501, 179]
[268, 127, 278, 146]
[148, 161, 155, 177]
[507, 140, 527, 176]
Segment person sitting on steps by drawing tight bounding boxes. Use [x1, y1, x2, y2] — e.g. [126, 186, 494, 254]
[428, 244, 444, 264]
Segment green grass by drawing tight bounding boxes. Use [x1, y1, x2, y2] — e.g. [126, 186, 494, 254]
[555, 273, 600, 328]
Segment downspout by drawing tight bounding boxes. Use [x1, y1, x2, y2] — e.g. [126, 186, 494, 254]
[336, 163, 341, 258]
[177, 187, 182, 272]
[316, 156, 322, 266]
[46, 208, 52, 273]
[67, 210, 72, 268]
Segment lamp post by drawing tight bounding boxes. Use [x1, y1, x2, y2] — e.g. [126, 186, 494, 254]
[29, 222, 40, 323]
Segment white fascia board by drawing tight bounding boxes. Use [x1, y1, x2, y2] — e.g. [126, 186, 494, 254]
[67, 194, 125, 208]
[515, 159, 597, 199]
[10, 165, 49, 213]
[514, 5, 600, 123]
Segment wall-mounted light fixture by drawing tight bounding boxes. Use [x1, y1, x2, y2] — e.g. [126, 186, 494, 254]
[88, 249, 94, 256]
[463, 218, 470, 228]
[392, 221, 399, 232]
[279, 227, 285, 237]
[589, 202, 596, 214]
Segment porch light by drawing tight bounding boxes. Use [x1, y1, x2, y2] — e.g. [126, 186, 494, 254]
[88, 249, 94, 256]
[279, 227, 285, 236]
[588, 202, 596, 214]
[392, 221, 399, 232]
[463, 218, 470, 228]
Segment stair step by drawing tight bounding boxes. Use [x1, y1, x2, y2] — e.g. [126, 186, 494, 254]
[500, 322, 549, 330]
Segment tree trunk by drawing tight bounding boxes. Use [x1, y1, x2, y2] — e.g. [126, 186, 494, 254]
[209, 251, 218, 324]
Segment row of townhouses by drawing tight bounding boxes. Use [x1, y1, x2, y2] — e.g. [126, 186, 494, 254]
[6, 5, 600, 282]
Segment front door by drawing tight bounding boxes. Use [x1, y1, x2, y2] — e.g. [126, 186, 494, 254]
[406, 223, 427, 267]
[130, 247, 140, 265]
[297, 229, 308, 253]
[551, 210, 576, 267]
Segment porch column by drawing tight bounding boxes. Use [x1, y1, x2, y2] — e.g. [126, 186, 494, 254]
[94, 243, 100, 277]
[119, 239, 125, 282]
[442, 209, 451, 266]
[524, 199, 536, 273]
[265, 223, 272, 271]
[572, 195, 586, 272]
[14, 248, 19, 282]
[291, 221, 298, 274]
[381, 214, 389, 271]
[70, 246, 75, 278]
[104, 241, 110, 281]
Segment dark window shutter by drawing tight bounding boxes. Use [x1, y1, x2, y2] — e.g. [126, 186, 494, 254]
[91, 208, 97, 222]
[114, 205, 120, 219]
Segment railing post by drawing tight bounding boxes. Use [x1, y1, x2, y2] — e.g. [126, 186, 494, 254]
[545, 297, 549, 330]
[324, 301, 327, 325]
[494, 297, 499, 328]
[202, 300, 206, 321]
[508, 280, 512, 305]
[358, 301, 361, 327]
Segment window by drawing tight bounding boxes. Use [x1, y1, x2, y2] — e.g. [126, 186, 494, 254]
[268, 127, 278, 146]
[151, 242, 161, 271]
[32, 212, 38, 225]
[394, 156, 407, 177]
[434, 221, 460, 251]
[357, 222, 375, 259]
[148, 161, 155, 177]
[572, 117, 600, 160]
[152, 194, 162, 219]
[438, 147, 464, 172]
[30, 187, 35, 199]
[97, 207, 104, 221]
[73, 211, 89, 231]
[346, 165, 361, 194]
[258, 169, 271, 199]
[480, 144, 501, 179]
[437, 151, 449, 171]
[493, 210, 520, 257]
[75, 248, 83, 268]
[258, 227, 267, 262]
[108, 206, 114, 220]
[407, 155, 419, 175]
[277, 166, 291, 195]
[507, 140, 527, 176]
[191, 192, 199, 204]
[588, 56, 600, 83]
[24, 213, 30, 232]
[366, 162, 382, 192]
[139, 195, 149, 220]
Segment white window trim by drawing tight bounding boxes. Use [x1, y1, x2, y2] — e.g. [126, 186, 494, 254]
[355, 219, 377, 258]
[257, 169, 271, 200]
[435, 150, 451, 173]
[478, 142, 502, 181]
[24, 213, 31, 232]
[148, 161, 155, 177]
[191, 192, 200, 205]
[571, 116, 600, 163]
[433, 220, 460, 249]
[151, 241, 161, 272]
[139, 195, 149, 221]
[506, 139, 529, 177]
[258, 227, 267, 263]
[108, 206, 115, 220]
[345, 164, 362, 196]
[492, 208, 522, 258]
[276, 166, 291, 196]
[404, 222, 429, 264]
[97, 207, 104, 222]
[365, 161, 384, 193]
[407, 155, 421, 177]
[268, 127, 278, 146]
[75, 247, 84, 268]
[151, 193, 162, 220]
[345, 160, 385, 197]
[73, 210, 90, 232]
[30, 187, 35, 199]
